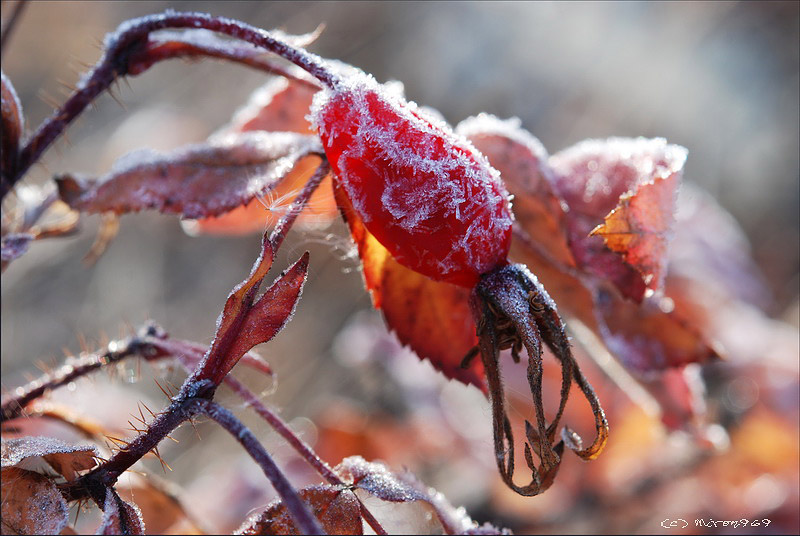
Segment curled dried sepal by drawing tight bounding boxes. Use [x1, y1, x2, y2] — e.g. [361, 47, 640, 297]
[469, 264, 608, 495]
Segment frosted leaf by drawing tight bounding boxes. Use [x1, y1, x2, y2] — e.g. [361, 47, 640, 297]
[549, 137, 687, 220]
[1, 233, 33, 265]
[1, 436, 98, 481]
[57, 131, 322, 219]
[1, 467, 69, 535]
[235, 485, 363, 535]
[336, 456, 510, 535]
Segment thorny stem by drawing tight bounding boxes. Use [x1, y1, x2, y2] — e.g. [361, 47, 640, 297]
[5, 11, 338, 200]
[188, 399, 325, 536]
[0, 332, 153, 422]
[53, 164, 329, 528]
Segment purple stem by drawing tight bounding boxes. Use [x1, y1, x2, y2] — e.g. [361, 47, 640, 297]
[222, 373, 344, 486]
[6, 11, 338, 200]
[188, 398, 325, 535]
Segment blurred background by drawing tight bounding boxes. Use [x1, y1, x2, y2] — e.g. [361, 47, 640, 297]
[2, 1, 798, 534]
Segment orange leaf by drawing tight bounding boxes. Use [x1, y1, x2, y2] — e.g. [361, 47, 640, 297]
[335, 182, 483, 389]
[590, 172, 679, 294]
[549, 137, 687, 302]
[229, 77, 319, 135]
[0, 467, 69, 535]
[183, 155, 335, 236]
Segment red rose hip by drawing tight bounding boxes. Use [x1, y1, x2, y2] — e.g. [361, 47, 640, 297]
[310, 73, 513, 287]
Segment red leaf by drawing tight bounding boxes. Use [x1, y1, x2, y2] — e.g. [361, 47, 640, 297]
[595, 286, 719, 374]
[549, 137, 687, 302]
[236, 485, 363, 535]
[1, 467, 69, 535]
[457, 114, 575, 267]
[56, 131, 321, 219]
[229, 77, 319, 135]
[335, 182, 483, 389]
[97, 488, 146, 535]
[1, 71, 23, 181]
